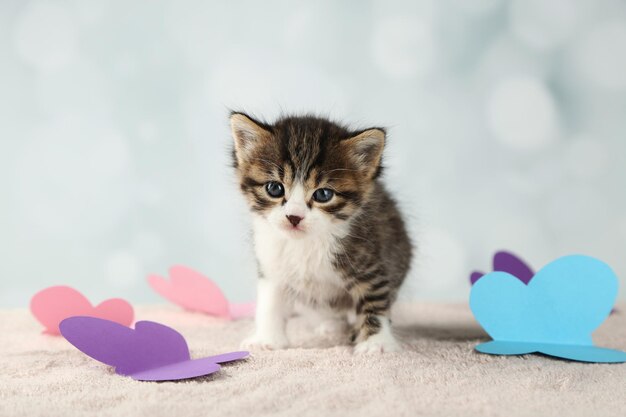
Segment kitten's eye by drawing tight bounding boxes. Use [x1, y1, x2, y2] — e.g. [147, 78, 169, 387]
[313, 188, 334, 203]
[265, 181, 285, 198]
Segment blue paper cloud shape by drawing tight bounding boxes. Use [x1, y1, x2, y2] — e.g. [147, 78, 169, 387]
[470, 255, 626, 363]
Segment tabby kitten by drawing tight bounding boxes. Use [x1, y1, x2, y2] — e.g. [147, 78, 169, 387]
[230, 112, 412, 353]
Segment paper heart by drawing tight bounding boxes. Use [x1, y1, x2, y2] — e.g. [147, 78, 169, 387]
[470, 251, 534, 285]
[30, 286, 134, 335]
[60, 316, 249, 381]
[470, 255, 626, 363]
[147, 265, 255, 320]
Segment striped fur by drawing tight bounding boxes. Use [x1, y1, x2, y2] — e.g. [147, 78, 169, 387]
[231, 112, 413, 352]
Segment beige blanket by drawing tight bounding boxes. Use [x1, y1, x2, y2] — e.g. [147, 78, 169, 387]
[1, 303, 625, 417]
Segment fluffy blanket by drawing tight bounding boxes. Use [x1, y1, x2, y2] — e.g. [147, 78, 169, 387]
[1, 303, 625, 417]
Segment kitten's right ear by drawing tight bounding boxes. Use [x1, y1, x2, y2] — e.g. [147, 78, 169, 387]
[230, 112, 271, 165]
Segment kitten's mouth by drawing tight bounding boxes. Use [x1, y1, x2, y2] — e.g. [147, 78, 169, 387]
[282, 223, 306, 235]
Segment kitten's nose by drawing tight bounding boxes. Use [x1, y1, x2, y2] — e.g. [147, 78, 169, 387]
[286, 215, 303, 227]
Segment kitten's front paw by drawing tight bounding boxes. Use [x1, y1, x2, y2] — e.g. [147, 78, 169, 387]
[354, 333, 402, 354]
[240, 333, 289, 351]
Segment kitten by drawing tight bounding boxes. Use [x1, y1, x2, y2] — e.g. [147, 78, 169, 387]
[230, 112, 413, 353]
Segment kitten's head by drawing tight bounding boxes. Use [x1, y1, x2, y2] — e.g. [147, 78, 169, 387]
[230, 112, 385, 239]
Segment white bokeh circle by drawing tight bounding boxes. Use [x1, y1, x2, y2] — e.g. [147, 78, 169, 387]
[14, 1, 78, 72]
[486, 75, 560, 150]
[572, 19, 626, 91]
[371, 15, 434, 80]
[510, 0, 586, 50]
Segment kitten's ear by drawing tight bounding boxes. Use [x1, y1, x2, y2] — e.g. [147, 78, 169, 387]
[341, 128, 385, 178]
[230, 112, 271, 164]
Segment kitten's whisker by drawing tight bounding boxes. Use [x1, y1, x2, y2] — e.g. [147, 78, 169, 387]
[319, 168, 360, 175]
[321, 177, 349, 182]
[246, 157, 289, 180]
[247, 157, 283, 173]
[323, 184, 340, 193]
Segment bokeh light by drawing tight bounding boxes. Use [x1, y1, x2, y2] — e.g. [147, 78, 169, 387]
[14, 1, 78, 72]
[372, 15, 435, 80]
[486, 75, 560, 150]
[572, 19, 626, 91]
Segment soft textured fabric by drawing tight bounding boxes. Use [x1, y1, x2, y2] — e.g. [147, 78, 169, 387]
[1, 303, 625, 417]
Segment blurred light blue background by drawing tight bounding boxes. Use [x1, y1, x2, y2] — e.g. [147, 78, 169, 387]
[1, 0, 626, 308]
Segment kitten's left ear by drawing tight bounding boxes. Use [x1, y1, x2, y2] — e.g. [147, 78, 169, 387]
[341, 128, 385, 179]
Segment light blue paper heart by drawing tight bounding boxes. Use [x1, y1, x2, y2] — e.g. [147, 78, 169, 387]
[470, 255, 626, 363]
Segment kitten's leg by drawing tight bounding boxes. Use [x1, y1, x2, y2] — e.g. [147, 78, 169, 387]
[346, 309, 357, 326]
[294, 303, 348, 337]
[241, 279, 290, 350]
[353, 313, 400, 354]
[314, 310, 349, 338]
[351, 291, 401, 354]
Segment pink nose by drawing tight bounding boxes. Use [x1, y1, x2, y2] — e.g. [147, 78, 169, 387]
[286, 215, 303, 227]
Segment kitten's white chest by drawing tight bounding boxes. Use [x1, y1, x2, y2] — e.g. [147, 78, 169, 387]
[252, 218, 346, 304]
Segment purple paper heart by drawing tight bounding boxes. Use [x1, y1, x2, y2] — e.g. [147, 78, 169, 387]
[470, 272, 484, 285]
[471, 251, 535, 285]
[60, 316, 248, 381]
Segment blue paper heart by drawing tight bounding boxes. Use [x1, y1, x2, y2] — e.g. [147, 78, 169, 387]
[470, 255, 626, 363]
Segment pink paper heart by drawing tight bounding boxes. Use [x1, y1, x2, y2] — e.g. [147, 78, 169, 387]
[147, 265, 255, 320]
[30, 286, 134, 335]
